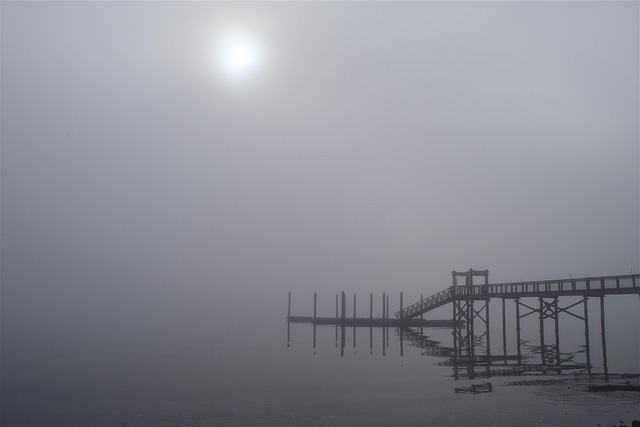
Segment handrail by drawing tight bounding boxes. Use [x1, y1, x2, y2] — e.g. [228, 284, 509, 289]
[395, 273, 639, 319]
[396, 287, 453, 319]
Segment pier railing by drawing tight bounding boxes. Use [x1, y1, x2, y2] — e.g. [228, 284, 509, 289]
[483, 274, 637, 297]
[396, 287, 453, 319]
[396, 273, 639, 319]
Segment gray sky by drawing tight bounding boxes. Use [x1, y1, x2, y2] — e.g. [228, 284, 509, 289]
[2, 1, 638, 349]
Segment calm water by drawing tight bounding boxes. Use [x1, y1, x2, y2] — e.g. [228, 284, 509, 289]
[2, 296, 639, 426]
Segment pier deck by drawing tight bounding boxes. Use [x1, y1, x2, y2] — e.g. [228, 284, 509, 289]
[287, 316, 454, 327]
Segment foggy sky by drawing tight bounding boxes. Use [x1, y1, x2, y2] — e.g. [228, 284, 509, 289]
[2, 2, 638, 351]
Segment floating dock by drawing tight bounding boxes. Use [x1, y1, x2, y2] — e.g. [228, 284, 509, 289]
[287, 316, 455, 327]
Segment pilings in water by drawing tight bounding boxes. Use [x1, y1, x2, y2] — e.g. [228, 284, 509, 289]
[287, 272, 631, 374]
[600, 295, 608, 375]
[539, 297, 545, 365]
[515, 298, 521, 363]
[511, 292, 601, 375]
[287, 290, 453, 357]
[502, 298, 507, 365]
[287, 291, 291, 347]
[451, 269, 491, 379]
[583, 296, 591, 373]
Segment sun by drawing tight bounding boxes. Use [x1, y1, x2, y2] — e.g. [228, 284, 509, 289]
[216, 30, 263, 80]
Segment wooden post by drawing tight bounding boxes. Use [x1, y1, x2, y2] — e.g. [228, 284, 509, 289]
[386, 294, 390, 319]
[554, 297, 560, 365]
[451, 300, 460, 369]
[386, 294, 390, 347]
[452, 299, 458, 367]
[486, 298, 491, 369]
[369, 293, 373, 350]
[600, 295, 608, 375]
[369, 293, 373, 319]
[313, 292, 317, 348]
[502, 298, 507, 365]
[400, 291, 403, 320]
[335, 294, 338, 347]
[515, 298, 521, 364]
[382, 292, 386, 319]
[539, 297, 545, 365]
[353, 293, 356, 347]
[382, 291, 386, 355]
[287, 292, 291, 347]
[352, 293, 355, 318]
[583, 296, 591, 373]
[468, 300, 475, 362]
[341, 292, 346, 320]
[420, 293, 424, 336]
[483, 272, 491, 372]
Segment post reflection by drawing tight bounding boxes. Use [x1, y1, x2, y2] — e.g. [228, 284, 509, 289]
[287, 322, 606, 382]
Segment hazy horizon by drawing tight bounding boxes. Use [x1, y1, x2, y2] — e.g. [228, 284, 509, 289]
[2, 0, 638, 369]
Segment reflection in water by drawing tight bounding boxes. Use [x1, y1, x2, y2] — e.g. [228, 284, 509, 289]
[454, 381, 493, 394]
[288, 320, 620, 385]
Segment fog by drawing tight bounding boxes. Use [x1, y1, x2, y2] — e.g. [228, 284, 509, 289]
[2, 2, 638, 356]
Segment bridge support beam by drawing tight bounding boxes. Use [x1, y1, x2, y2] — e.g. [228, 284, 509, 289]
[484, 271, 491, 375]
[583, 296, 591, 373]
[515, 298, 522, 364]
[420, 294, 424, 337]
[313, 292, 317, 348]
[539, 297, 545, 365]
[554, 297, 560, 365]
[451, 269, 491, 379]
[502, 298, 507, 365]
[600, 295, 608, 375]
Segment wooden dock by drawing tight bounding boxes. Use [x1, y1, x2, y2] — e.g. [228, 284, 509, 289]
[286, 270, 639, 377]
[287, 316, 455, 327]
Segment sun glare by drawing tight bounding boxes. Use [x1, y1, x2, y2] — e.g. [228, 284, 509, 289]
[216, 30, 263, 80]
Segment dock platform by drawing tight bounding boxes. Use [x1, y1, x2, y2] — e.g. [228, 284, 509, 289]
[287, 316, 455, 327]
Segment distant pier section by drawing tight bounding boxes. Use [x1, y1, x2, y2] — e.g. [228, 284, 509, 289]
[287, 290, 456, 328]
[287, 315, 455, 328]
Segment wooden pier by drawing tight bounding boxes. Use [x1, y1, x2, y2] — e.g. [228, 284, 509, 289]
[287, 270, 640, 379]
[286, 290, 456, 329]
[287, 315, 454, 327]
